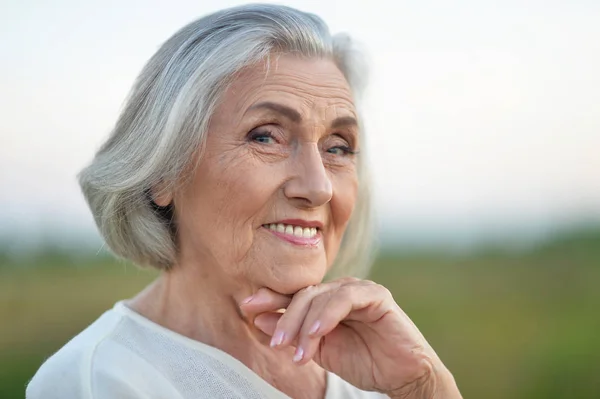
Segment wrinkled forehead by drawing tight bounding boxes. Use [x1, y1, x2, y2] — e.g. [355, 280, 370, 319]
[217, 55, 357, 125]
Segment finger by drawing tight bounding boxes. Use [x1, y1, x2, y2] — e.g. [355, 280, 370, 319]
[239, 287, 292, 315]
[313, 283, 393, 336]
[254, 313, 302, 350]
[288, 292, 332, 365]
[270, 278, 358, 349]
[295, 282, 391, 365]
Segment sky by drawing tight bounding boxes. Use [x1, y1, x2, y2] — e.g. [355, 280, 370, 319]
[1, 0, 599, 249]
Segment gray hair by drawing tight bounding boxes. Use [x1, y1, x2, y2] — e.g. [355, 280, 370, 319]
[79, 4, 374, 278]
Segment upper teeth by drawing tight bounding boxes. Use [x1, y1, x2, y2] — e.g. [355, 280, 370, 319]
[267, 223, 318, 238]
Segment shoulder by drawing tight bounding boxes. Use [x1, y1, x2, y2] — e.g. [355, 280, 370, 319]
[26, 306, 179, 399]
[26, 309, 122, 398]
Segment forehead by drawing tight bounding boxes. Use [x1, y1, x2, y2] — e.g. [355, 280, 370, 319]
[221, 55, 357, 122]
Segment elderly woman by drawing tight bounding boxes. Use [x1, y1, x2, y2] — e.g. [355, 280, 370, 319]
[28, 4, 461, 399]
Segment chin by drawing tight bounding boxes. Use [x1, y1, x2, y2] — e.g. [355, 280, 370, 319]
[266, 261, 328, 295]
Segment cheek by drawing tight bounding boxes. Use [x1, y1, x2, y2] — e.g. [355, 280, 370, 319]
[322, 171, 358, 268]
[330, 171, 359, 237]
[176, 151, 277, 253]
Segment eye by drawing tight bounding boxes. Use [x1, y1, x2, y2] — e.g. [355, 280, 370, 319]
[248, 129, 277, 145]
[327, 145, 355, 156]
[254, 134, 275, 144]
[325, 134, 358, 157]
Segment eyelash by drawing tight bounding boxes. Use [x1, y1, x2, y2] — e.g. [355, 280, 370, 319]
[329, 145, 358, 156]
[248, 130, 278, 144]
[248, 129, 358, 156]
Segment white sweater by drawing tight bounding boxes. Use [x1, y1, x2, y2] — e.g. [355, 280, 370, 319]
[27, 302, 388, 398]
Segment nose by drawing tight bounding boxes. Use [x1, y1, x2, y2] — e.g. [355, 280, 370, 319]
[283, 143, 333, 208]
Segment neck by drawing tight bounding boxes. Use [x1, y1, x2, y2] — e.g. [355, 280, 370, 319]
[128, 258, 326, 398]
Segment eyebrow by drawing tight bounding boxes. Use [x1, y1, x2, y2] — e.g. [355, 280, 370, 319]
[330, 115, 358, 130]
[248, 101, 358, 129]
[248, 102, 301, 123]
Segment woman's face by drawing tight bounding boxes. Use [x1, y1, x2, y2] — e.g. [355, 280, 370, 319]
[168, 55, 359, 294]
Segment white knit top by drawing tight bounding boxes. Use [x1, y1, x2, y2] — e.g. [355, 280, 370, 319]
[27, 302, 388, 398]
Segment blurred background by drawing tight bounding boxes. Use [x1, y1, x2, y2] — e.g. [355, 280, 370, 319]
[1, 0, 599, 398]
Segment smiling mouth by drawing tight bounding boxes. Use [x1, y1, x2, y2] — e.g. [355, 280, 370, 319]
[263, 223, 318, 238]
[262, 223, 322, 246]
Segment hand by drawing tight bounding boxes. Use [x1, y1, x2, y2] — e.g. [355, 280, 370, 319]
[240, 278, 462, 399]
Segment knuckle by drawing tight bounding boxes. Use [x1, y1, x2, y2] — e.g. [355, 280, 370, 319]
[335, 285, 355, 300]
[294, 285, 315, 299]
[339, 276, 361, 284]
[375, 283, 393, 297]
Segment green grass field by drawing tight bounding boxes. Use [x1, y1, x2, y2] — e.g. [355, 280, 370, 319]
[1, 228, 599, 399]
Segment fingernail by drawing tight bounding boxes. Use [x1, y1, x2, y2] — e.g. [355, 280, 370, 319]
[293, 347, 304, 363]
[309, 321, 321, 335]
[241, 295, 254, 304]
[270, 331, 285, 348]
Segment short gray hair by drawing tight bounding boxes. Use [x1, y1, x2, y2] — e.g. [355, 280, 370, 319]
[79, 4, 374, 278]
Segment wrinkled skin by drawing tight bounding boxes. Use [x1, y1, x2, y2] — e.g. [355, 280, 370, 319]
[134, 55, 461, 399]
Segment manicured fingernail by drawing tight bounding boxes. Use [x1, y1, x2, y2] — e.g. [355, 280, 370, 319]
[270, 331, 285, 347]
[293, 347, 304, 363]
[241, 295, 254, 304]
[309, 321, 321, 335]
